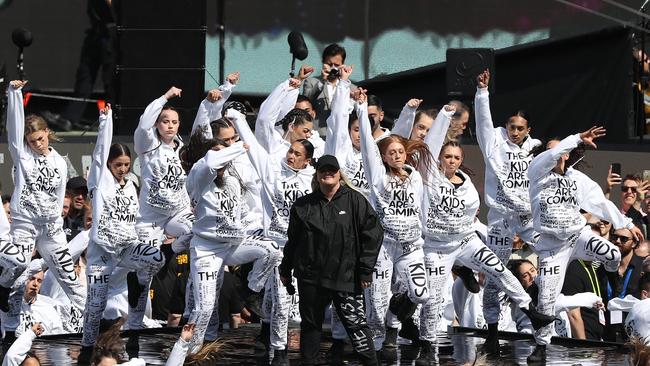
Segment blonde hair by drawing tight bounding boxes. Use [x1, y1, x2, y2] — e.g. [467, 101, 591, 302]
[25, 114, 61, 142]
[184, 340, 231, 365]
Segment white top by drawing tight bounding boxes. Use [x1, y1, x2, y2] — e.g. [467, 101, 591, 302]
[229, 109, 313, 247]
[528, 133, 633, 243]
[625, 298, 650, 344]
[2, 329, 37, 366]
[357, 101, 423, 244]
[7, 86, 67, 225]
[165, 337, 190, 366]
[88, 111, 139, 252]
[14, 294, 65, 337]
[134, 96, 190, 219]
[475, 88, 541, 216]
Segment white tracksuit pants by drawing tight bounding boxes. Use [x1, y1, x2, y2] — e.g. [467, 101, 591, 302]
[420, 233, 531, 343]
[483, 209, 539, 325]
[366, 238, 429, 350]
[262, 267, 296, 350]
[82, 240, 165, 346]
[136, 207, 195, 247]
[188, 235, 281, 354]
[534, 226, 621, 345]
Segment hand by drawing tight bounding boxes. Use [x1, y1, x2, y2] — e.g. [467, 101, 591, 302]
[407, 98, 423, 109]
[360, 280, 371, 289]
[10, 80, 27, 89]
[443, 104, 457, 113]
[243, 143, 250, 151]
[321, 63, 332, 80]
[477, 69, 490, 89]
[227, 71, 240, 85]
[579, 126, 606, 149]
[339, 65, 353, 81]
[101, 103, 111, 115]
[280, 275, 291, 287]
[289, 78, 301, 89]
[32, 323, 44, 337]
[637, 179, 650, 198]
[594, 301, 605, 311]
[350, 87, 367, 103]
[206, 89, 222, 103]
[180, 323, 195, 342]
[606, 165, 622, 191]
[164, 86, 182, 100]
[298, 65, 315, 81]
[631, 225, 645, 243]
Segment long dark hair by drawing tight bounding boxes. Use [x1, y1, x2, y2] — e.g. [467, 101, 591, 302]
[107, 143, 131, 163]
[377, 135, 433, 180]
[294, 139, 315, 160]
[278, 108, 313, 132]
[92, 318, 126, 364]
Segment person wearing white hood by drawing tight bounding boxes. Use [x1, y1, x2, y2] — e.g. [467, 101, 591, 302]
[526, 126, 644, 362]
[79, 105, 166, 363]
[353, 87, 431, 357]
[179, 126, 282, 356]
[415, 102, 553, 364]
[229, 100, 315, 364]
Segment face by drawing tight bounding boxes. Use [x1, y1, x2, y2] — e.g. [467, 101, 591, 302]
[216, 126, 238, 147]
[96, 356, 118, 366]
[324, 54, 344, 69]
[410, 114, 433, 141]
[285, 142, 310, 169]
[84, 209, 93, 230]
[368, 106, 384, 130]
[440, 145, 463, 176]
[2, 202, 10, 224]
[452, 111, 469, 132]
[349, 120, 361, 151]
[155, 109, 180, 143]
[70, 189, 87, 210]
[62, 197, 71, 217]
[317, 168, 341, 188]
[295, 100, 316, 120]
[289, 121, 313, 142]
[26, 130, 50, 155]
[381, 141, 406, 170]
[644, 196, 650, 215]
[517, 262, 537, 289]
[594, 220, 611, 237]
[108, 155, 131, 183]
[506, 116, 530, 145]
[25, 271, 44, 299]
[611, 228, 635, 256]
[621, 179, 639, 207]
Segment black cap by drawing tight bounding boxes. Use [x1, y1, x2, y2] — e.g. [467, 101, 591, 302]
[314, 155, 340, 171]
[66, 176, 88, 192]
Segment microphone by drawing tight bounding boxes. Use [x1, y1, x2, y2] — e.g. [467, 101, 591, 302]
[287, 31, 308, 61]
[12, 28, 33, 49]
[642, 0, 650, 10]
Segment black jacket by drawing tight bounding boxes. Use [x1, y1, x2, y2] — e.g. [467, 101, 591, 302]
[279, 184, 383, 293]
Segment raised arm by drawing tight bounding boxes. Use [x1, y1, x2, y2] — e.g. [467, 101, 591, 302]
[474, 70, 497, 157]
[528, 134, 581, 183]
[357, 97, 387, 192]
[185, 142, 246, 197]
[390, 99, 422, 139]
[424, 104, 455, 160]
[88, 105, 114, 193]
[277, 66, 312, 122]
[134, 87, 181, 155]
[324, 66, 353, 160]
[578, 174, 638, 236]
[255, 79, 299, 153]
[191, 72, 239, 138]
[227, 109, 271, 182]
[6, 81, 28, 160]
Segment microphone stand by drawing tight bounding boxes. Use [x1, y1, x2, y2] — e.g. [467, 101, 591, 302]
[640, 1, 649, 140]
[289, 55, 297, 78]
[16, 46, 25, 81]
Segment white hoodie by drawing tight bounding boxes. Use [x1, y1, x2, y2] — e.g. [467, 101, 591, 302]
[134, 96, 190, 219]
[475, 88, 541, 216]
[229, 109, 313, 247]
[88, 111, 139, 253]
[357, 101, 423, 244]
[186, 143, 248, 247]
[625, 298, 650, 344]
[7, 86, 67, 225]
[14, 294, 65, 337]
[528, 134, 633, 243]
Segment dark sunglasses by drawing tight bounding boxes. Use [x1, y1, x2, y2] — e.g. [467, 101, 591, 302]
[610, 234, 633, 243]
[621, 186, 638, 193]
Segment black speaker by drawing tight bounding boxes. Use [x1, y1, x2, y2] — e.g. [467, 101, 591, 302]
[114, 0, 206, 29]
[446, 48, 495, 97]
[116, 29, 206, 69]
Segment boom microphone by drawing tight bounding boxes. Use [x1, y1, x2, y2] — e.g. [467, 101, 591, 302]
[287, 31, 308, 61]
[12, 28, 33, 49]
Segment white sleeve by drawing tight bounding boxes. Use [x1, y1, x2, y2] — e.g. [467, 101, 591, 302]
[68, 230, 90, 262]
[576, 171, 634, 230]
[255, 80, 294, 153]
[1, 329, 36, 366]
[185, 142, 246, 197]
[528, 134, 581, 183]
[164, 338, 190, 366]
[278, 84, 300, 123]
[606, 295, 639, 312]
[424, 107, 454, 161]
[6, 86, 26, 161]
[474, 87, 498, 158]
[87, 110, 114, 193]
[191, 81, 236, 138]
[120, 358, 147, 366]
[390, 103, 418, 139]
[357, 101, 386, 193]
[134, 95, 166, 155]
[323, 79, 353, 160]
[555, 293, 601, 313]
[228, 109, 272, 184]
[0, 203, 10, 238]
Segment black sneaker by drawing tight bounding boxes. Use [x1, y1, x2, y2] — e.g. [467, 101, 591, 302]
[381, 346, 397, 363]
[244, 289, 265, 319]
[127, 272, 145, 308]
[271, 348, 288, 366]
[126, 333, 140, 359]
[383, 326, 398, 349]
[452, 265, 480, 293]
[0, 285, 11, 313]
[483, 323, 500, 356]
[389, 292, 417, 322]
[527, 344, 547, 363]
[254, 322, 271, 352]
[77, 345, 94, 365]
[328, 339, 345, 366]
[2, 331, 16, 354]
[520, 303, 555, 330]
[398, 318, 420, 344]
[415, 340, 435, 365]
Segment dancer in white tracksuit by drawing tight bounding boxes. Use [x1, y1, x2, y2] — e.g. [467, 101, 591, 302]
[526, 127, 644, 362]
[183, 139, 281, 355]
[473, 70, 543, 352]
[230, 107, 314, 363]
[355, 90, 430, 352]
[80, 106, 165, 357]
[134, 87, 194, 249]
[0, 200, 26, 290]
[416, 104, 553, 364]
[0, 81, 86, 338]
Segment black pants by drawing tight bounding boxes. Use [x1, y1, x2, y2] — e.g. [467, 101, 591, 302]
[298, 281, 377, 365]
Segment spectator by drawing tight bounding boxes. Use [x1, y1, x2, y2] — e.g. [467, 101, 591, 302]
[606, 172, 648, 237]
[64, 176, 88, 241]
[1, 195, 11, 225]
[561, 260, 604, 340]
[447, 100, 470, 142]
